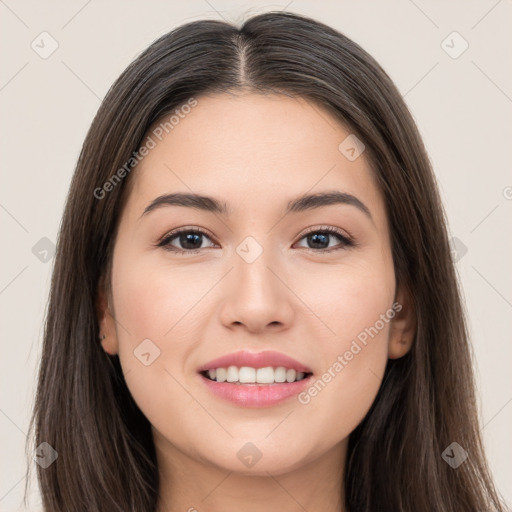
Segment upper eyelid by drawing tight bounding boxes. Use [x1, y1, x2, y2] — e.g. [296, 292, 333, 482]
[297, 225, 352, 240]
[159, 226, 216, 244]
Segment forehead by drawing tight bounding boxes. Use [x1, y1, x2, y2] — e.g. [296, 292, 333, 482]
[126, 92, 386, 228]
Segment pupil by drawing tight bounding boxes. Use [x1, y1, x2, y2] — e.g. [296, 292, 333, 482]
[309, 233, 328, 249]
[181, 233, 201, 249]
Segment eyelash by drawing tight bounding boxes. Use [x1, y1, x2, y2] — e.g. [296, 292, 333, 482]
[156, 225, 356, 255]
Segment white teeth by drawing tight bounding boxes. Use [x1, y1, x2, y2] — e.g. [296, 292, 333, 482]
[256, 367, 274, 384]
[203, 365, 309, 384]
[238, 367, 256, 383]
[274, 367, 286, 382]
[226, 366, 238, 383]
[286, 369, 297, 382]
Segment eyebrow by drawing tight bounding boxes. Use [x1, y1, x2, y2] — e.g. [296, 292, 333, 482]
[140, 190, 373, 223]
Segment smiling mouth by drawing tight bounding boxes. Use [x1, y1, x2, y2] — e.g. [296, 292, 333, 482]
[199, 367, 313, 385]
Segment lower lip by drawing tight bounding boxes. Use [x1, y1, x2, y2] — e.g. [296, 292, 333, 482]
[198, 373, 312, 408]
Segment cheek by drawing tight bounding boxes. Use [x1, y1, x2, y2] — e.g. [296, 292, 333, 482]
[293, 260, 393, 430]
[110, 255, 201, 422]
[113, 254, 205, 347]
[294, 253, 394, 346]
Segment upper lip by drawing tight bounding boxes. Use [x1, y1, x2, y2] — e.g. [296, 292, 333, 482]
[198, 350, 313, 374]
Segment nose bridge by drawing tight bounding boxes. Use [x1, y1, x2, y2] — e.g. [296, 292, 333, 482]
[219, 233, 294, 332]
[233, 234, 280, 299]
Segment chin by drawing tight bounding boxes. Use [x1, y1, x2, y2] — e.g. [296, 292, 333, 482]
[195, 435, 317, 476]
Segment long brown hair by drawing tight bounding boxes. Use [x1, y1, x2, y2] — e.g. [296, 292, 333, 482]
[26, 11, 507, 511]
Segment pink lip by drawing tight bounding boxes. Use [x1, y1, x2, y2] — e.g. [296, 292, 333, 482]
[197, 350, 313, 373]
[198, 374, 312, 408]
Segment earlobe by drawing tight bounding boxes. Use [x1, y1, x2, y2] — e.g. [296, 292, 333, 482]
[388, 284, 416, 360]
[99, 332, 117, 356]
[388, 337, 414, 359]
[96, 276, 119, 356]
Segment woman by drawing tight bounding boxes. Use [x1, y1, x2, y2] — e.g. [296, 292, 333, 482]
[27, 10, 507, 512]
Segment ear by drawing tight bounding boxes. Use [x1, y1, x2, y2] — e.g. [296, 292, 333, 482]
[96, 274, 119, 356]
[388, 282, 416, 359]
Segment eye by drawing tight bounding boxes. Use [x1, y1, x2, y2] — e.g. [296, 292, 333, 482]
[157, 227, 216, 254]
[157, 225, 355, 254]
[294, 226, 355, 253]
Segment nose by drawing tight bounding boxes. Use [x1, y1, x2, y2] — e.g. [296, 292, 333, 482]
[218, 247, 295, 334]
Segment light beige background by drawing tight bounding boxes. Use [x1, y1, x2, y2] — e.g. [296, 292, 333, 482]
[1, 1, 511, 510]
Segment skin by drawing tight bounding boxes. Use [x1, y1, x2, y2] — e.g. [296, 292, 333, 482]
[97, 92, 416, 512]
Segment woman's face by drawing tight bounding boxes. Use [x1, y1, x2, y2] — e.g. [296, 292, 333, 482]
[100, 92, 411, 476]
